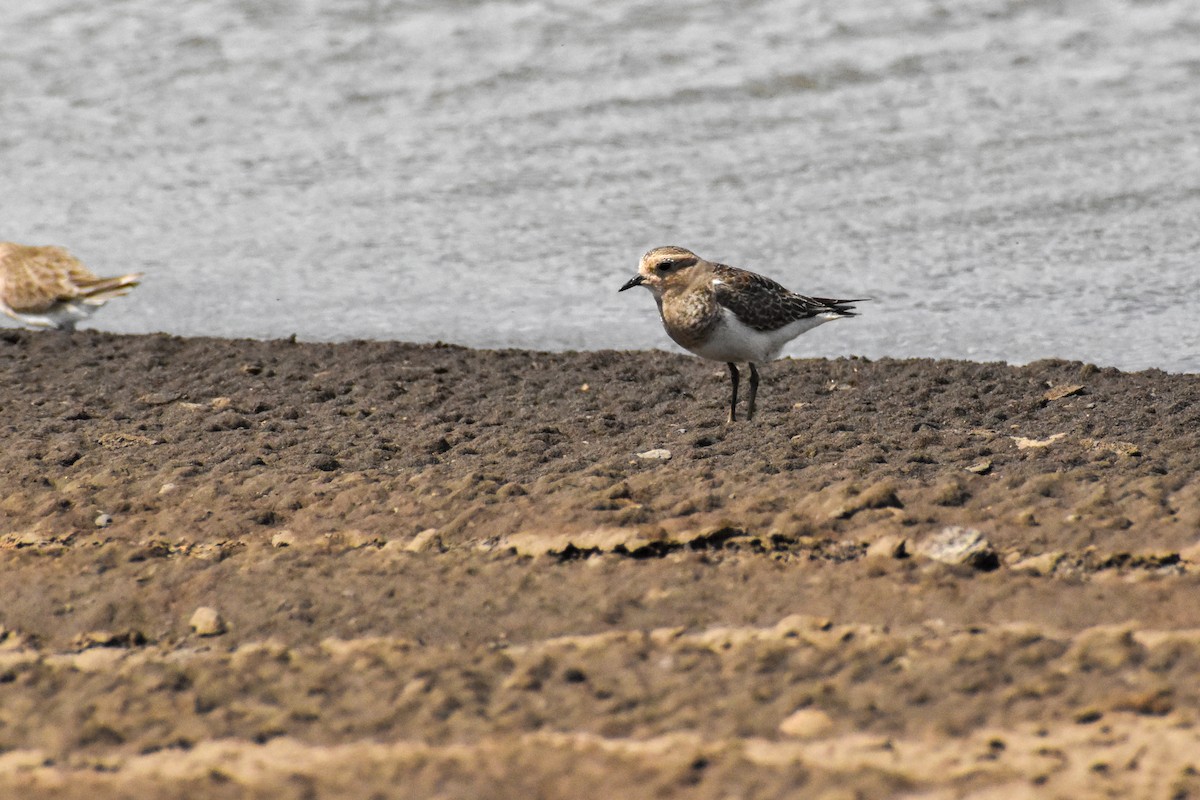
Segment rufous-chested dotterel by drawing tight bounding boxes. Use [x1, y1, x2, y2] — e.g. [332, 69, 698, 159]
[0, 242, 142, 331]
[620, 245, 865, 422]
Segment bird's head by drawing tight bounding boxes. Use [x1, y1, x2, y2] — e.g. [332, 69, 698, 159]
[618, 246, 701, 297]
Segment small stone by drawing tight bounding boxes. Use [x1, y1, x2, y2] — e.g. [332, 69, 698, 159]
[965, 459, 993, 475]
[158, 483, 177, 495]
[405, 528, 440, 552]
[271, 530, 297, 548]
[636, 449, 672, 461]
[1043, 384, 1084, 402]
[210, 397, 233, 411]
[916, 526, 998, 570]
[865, 535, 908, 560]
[1011, 552, 1063, 576]
[1012, 433, 1067, 450]
[94, 513, 112, 528]
[779, 708, 834, 738]
[580, 383, 590, 392]
[189, 607, 226, 637]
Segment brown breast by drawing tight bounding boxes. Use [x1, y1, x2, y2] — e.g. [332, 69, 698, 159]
[659, 280, 722, 350]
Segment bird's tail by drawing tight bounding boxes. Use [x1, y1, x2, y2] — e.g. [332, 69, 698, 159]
[78, 273, 142, 304]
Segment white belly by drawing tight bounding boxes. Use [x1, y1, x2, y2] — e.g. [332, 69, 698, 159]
[688, 312, 836, 364]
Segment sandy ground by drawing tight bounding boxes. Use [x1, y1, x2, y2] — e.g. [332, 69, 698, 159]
[1, 330, 1199, 799]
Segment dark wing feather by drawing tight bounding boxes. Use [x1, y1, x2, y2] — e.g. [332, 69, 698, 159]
[711, 264, 862, 332]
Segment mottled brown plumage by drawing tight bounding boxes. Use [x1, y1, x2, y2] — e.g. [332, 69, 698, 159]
[710, 264, 858, 332]
[0, 242, 141, 330]
[619, 245, 865, 422]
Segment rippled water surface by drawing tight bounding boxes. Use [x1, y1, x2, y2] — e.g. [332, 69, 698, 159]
[4, 0, 1199, 371]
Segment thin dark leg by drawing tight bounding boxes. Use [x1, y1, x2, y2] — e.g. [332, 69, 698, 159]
[747, 363, 760, 420]
[726, 362, 739, 423]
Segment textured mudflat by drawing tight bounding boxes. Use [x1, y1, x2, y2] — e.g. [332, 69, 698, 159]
[1, 331, 1198, 799]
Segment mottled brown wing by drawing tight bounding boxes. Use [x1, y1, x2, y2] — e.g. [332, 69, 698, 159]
[1, 245, 97, 312]
[711, 264, 859, 332]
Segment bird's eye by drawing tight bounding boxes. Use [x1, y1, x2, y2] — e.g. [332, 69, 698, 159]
[657, 260, 674, 271]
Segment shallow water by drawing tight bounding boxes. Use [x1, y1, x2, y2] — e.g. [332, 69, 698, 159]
[4, 0, 1199, 372]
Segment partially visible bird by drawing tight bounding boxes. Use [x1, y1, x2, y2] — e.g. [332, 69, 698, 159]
[0, 242, 142, 331]
[620, 245, 865, 422]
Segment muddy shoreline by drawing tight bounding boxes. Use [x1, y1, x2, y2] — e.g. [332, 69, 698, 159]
[1, 331, 1198, 798]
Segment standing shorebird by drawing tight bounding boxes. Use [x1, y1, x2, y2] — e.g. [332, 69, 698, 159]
[620, 245, 864, 422]
[0, 243, 142, 331]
